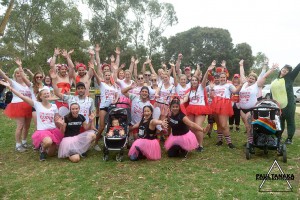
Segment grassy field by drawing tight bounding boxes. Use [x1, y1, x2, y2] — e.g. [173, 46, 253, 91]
[0, 108, 299, 199]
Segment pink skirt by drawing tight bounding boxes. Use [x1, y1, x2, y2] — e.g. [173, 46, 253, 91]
[117, 96, 131, 108]
[164, 130, 199, 151]
[128, 138, 161, 160]
[4, 102, 32, 118]
[58, 130, 95, 158]
[211, 96, 233, 116]
[32, 128, 64, 149]
[186, 104, 211, 116]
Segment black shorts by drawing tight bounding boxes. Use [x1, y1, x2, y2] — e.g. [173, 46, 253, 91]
[32, 107, 36, 112]
[207, 115, 215, 124]
[100, 107, 109, 112]
[95, 94, 100, 108]
[241, 109, 251, 114]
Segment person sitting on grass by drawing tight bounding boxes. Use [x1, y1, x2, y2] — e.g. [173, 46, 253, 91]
[128, 105, 168, 161]
[0, 80, 63, 161]
[56, 102, 96, 163]
[107, 118, 125, 137]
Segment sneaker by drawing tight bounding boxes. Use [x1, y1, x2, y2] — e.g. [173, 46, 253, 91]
[215, 141, 223, 146]
[22, 142, 32, 149]
[129, 154, 138, 161]
[94, 144, 101, 151]
[228, 143, 236, 149]
[196, 146, 204, 152]
[15, 145, 27, 152]
[229, 126, 233, 130]
[80, 152, 87, 158]
[249, 144, 255, 154]
[207, 132, 211, 138]
[39, 151, 46, 161]
[236, 127, 240, 132]
[285, 138, 293, 144]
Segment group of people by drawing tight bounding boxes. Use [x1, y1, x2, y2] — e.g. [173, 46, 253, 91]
[0, 46, 299, 162]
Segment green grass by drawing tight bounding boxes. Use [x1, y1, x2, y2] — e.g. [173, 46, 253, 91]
[0, 109, 300, 199]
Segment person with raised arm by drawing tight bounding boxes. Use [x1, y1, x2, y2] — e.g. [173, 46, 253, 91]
[0, 65, 32, 152]
[128, 105, 168, 161]
[181, 61, 214, 151]
[141, 58, 152, 86]
[56, 102, 96, 163]
[49, 48, 74, 110]
[0, 80, 63, 161]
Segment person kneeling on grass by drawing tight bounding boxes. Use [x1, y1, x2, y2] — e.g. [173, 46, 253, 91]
[56, 102, 96, 163]
[0, 81, 64, 161]
[165, 97, 209, 158]
[128, 105, 168, 161]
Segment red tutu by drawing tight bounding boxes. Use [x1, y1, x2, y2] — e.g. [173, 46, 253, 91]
[164, 130, 199, 151]
[186, 104, 211, 116]
[4, 102, 32, 118]
[211, 96, 233, 116]
[58, 130, 95, 158]
[128, 138, 161, 160]
[32, 128, 64, 149]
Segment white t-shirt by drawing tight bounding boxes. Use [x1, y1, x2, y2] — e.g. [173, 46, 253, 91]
[156, 84, 175, 104]
[117, 79, 134, 97]
[99, 82, 118, 108]
[188, 85, 206, 106]
[176, 84, 190, 100]
[148, 86, 157, 101]
[11, 79, 31, 103]
[129, 94, 152, 125]
[239, 82, 259, 109]
[131, 86, 142, 96]
[214, 83, 235, 99]
[63, 95, 95, 122]
[34, 101, 58, 130]
[158, 77, 175, 88]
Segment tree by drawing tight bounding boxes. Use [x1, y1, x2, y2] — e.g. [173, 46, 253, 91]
[231, 43, 254, 75]
[0, 0, 14, 36]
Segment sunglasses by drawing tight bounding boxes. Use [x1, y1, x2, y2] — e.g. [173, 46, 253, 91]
[150, 79, 157, 81]
[36, 76, 43, 79]
[144, 74, 151, 77]
[138, 77, 144, 80]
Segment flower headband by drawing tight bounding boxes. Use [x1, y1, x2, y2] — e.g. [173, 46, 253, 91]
[76, 63, 86, 70]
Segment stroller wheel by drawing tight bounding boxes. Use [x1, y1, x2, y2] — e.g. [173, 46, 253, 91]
[103, 154, 109, 161]
[116, 154, 123, 162]
[282, 144, 287, 163]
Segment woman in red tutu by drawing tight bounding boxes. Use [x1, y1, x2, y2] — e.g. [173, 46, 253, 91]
[57, 102, 96, 163]
[165, 97, 208, 158]
[181, 61, 215, 151]
[128, 105, 168, 161]
[0, 66, 32, 152]
[210, 69, 243, 148]
[0, 80, 63, 161]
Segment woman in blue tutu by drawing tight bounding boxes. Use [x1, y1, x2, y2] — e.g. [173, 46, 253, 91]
[56, 102, 96, 163]
[165, 97, 208, 158]
[128, 105, 168, 161]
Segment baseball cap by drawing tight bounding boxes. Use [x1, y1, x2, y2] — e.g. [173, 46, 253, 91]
[184, 66, 191, 71]
[76, 82, 86, 89]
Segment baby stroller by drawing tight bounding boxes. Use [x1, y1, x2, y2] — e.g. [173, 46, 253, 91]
[245, 100, 287, 162]
[103, 103, 131, 162]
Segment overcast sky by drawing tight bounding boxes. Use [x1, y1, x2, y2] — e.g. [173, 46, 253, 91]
[161, 0, 300, 67]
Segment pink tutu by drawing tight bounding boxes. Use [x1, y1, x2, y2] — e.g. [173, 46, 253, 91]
[164, 130, 199, 151]
[186, 104, 211, 116]
[211, 96, 233, 116]
[32, 128, 64, 148]
[128, 138, 161, 160]
[58, 130, 95, 158]
[4, 102, 32, 118]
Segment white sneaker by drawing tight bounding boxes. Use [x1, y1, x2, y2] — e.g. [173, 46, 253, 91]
[94, 144, 101, 152]
[16, 145, 27, 152]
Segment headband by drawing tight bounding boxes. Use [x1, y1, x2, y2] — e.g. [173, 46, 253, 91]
[76, 63, 87, 70]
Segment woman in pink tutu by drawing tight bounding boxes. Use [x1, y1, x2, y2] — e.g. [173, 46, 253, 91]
[128, 105, 168, 161]
[0, 66, 32, 152]
[181, 61, 214, 151]
[165, 97, 208, 158]
[57, 102, 96, 163]
[0, 81, 63, 160]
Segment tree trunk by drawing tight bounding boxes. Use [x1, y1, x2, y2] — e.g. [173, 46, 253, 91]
[0, 0, 15, 37]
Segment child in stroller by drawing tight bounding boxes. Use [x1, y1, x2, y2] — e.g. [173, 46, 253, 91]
[107, 118, 125, 138]
[246, 100, 287, 162]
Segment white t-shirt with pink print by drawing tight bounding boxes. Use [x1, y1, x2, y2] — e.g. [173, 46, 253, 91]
[34, 101, 58, 130]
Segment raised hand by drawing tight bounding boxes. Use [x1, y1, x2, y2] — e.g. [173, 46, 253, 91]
[134, 58, 139, 65]
[120, 63, 126, 69]
[61, 49, 68, 58]
[15, 58, 22, 67]
[239, 59, 244, 66]
[89, 49, 95, 56]
[221, 60, 226, 67]
[95, 44, 100, 52]
[161, 118, 168, 129]
[0, 80, 10, 87]
[131, 56, 135, 63]
[68, 49, 74, 55]
[115, 47, 121, 55]
[55, 116, 64, 126]
[208, 60, 216, 70]
[130, 82, 137, 89]
[271, 63, 279, 70]
[54, 48, 60, 56]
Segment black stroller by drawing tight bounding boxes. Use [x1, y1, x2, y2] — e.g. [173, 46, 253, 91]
[245, 100, 287, 163]
[103, 103, 131, 162]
